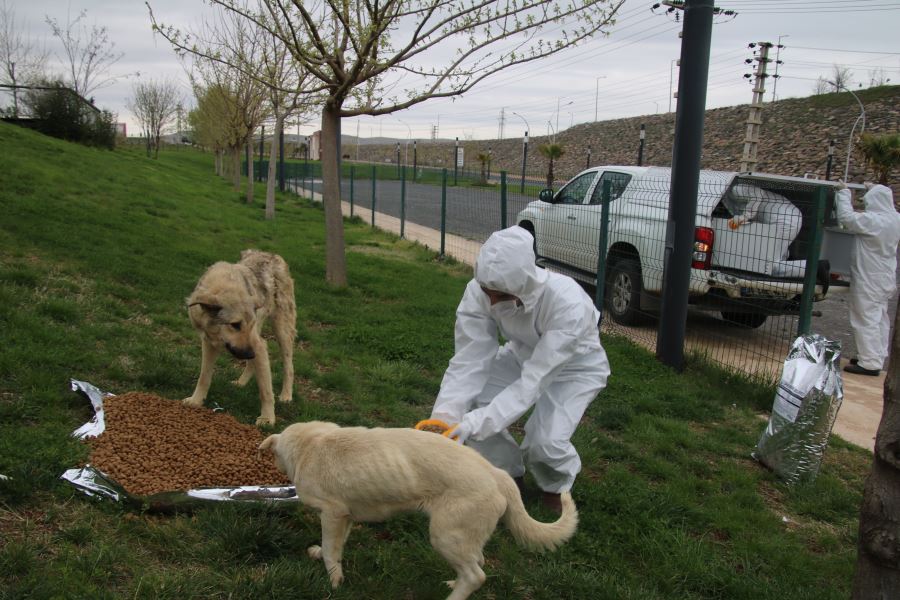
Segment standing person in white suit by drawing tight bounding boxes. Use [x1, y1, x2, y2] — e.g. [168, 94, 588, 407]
[429, 226, 610, 513]
[835, 181, 900, 376]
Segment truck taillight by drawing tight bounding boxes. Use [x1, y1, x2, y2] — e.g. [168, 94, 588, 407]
[692, 227, 714, 270]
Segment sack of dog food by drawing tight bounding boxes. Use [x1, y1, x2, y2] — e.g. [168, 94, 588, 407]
[752, 334, 843, 485]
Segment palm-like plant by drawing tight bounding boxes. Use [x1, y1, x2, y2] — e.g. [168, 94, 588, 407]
[856, 132, 900, 184]
[476, 152, 491, 185]
[539, 143, 565, 188]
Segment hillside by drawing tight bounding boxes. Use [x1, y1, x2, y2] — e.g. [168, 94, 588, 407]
[350, 85, 900, 185]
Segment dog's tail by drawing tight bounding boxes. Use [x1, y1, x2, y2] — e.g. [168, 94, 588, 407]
[494, 470, 578, 552]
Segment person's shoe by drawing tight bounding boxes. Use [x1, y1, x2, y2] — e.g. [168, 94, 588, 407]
[540, 492, 562, 515]
[844, 363, 880, 376]
[849, 358, 858, 366]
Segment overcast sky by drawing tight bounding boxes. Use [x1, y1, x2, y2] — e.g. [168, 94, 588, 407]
[8, 0, 899, 140]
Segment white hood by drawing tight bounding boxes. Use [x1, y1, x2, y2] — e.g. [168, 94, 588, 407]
[474, 226, 548, 312]
[863, 184, 895, 214]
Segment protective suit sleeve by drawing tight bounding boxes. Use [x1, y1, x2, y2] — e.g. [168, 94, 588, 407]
[460, 297, 593, 440]
[835, 188, 878, 235]
[431, 280, 499, 424]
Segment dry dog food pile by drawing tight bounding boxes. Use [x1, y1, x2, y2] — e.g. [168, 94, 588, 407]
[85, 392, 291, 496]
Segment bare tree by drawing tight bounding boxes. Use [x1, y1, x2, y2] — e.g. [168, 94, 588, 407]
[829, 64, 853, 93]
[127, 78, 182, 158]
[185, 12, 269, 204]
[868, 67, 890, 88]
[812, 76, 830, 96]
[151, 0, 625, 286]
[852, 299, 900, 598]
[0, 0, 48, 116]
[256, 20, 317, 220]
[45, 7, 124, 99]
[190, 84, 232, 175]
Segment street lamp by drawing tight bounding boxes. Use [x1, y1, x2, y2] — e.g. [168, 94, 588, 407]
[554, 98, 573, 140]
[511, 111, 530, 193]
[594, 75, 607, 122]
[830, 81, 866, 181]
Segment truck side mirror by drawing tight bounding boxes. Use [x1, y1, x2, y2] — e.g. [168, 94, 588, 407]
[538, 189, 554, 202]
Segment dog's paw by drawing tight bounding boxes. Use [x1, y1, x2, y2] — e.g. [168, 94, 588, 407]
[256, 414, 276, 426]
[328, 566, 344, 589]
[278, 393, 293, 403]
[307, 545, 323, 560]
[182, 397, 203, 408]
[445, 580, 456, 590]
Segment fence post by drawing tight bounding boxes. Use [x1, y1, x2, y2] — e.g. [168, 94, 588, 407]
[500, 171, 508, 229]
[441, 169, 448, 257]
[797, 186, 826, 335]
[349, 165, 355, 217]
[371, 164, 377, 227]
[400, 165, 407, 238]
[595, 180, 612, 319]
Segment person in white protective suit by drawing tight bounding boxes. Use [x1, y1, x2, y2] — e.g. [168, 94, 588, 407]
[728, 184, 806, 276]
[835, 181, 900, 376]
[430, 226, 610, 512]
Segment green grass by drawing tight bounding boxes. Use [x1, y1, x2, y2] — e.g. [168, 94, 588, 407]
[0, 120, 870, 599]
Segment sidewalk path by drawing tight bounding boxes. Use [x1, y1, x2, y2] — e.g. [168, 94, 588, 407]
[314, 189, 883, 453]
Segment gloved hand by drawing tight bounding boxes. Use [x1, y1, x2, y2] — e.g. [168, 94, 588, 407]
[836, 179, 848, 191]
[443, 420, 473, 445]
[727, 215, 746, 230]
[864, 181, 875, 190]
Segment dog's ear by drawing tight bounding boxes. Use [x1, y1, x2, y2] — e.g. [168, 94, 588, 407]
[188, 293, 222, 316]
[258, 433, 278, 455]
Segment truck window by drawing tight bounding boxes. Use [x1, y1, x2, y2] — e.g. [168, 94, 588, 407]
[555, 172, 597, 205]
[589, 172, 632, 205]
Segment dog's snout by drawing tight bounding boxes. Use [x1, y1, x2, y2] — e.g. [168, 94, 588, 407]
[226, 343, 256, 360]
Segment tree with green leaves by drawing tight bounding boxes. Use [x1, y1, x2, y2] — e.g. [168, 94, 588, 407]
[857, 132, 900, 185]
[539, 143, 565, 189]
[150, 0, 625, 286]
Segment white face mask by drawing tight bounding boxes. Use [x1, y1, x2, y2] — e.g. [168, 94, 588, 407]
[491, 300, 521, 319]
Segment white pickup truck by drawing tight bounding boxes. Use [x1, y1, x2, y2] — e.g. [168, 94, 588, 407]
[515, 166, 854, 328]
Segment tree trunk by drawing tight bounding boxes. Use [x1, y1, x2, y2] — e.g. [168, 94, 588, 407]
[232, 147, 241, 192]
[320, 102, 348, 287]
[852, 298, 900, 598]
[215, 149, 222, 177]
[266, 115, 283, 221]
[246, 142, 254, 204]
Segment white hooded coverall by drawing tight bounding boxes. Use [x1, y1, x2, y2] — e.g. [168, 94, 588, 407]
[835, 184, 900, 371]
[430, 226, 610, 493]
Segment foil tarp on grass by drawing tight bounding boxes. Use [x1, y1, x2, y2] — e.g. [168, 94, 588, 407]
[753, 335, 844, 485]
[61, 379, 297, 509]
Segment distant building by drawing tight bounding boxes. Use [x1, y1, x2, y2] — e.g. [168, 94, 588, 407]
[115, 123, 127, 137]
[310, 130, 321, 159]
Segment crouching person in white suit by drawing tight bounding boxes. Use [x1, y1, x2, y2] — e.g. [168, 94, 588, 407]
[430, 226, 611, 513]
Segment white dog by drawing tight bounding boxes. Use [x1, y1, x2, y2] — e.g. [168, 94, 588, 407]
[259, 421, 578, 600]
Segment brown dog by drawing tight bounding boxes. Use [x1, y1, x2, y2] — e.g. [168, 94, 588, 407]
[260, 421, 578, 599]
[184, 249, 296, 425]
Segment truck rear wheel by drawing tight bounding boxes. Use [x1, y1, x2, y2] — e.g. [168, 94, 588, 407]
[607, 258, 642, 325]
[721, 311, 767, 329]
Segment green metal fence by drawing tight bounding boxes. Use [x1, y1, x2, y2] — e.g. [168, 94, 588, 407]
[246, 158, 835, 381]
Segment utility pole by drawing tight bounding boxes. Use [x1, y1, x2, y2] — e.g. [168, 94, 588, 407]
[657, 0, 715, 371]
[594, 75, 607, 121]
[825, 139, 835, 180]
[739, 41, 773, 173]
[587, 144, 592, 169]
[771, 35, 787, 102]
[498, 107, 506, 140]
[669, 59, 679, 113]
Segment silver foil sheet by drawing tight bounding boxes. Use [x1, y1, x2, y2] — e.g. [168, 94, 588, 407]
[752, 335, 844, 485]
[61, 380, 297, 509]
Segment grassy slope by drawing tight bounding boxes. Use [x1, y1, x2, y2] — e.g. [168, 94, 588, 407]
[0, 122, 870, 599]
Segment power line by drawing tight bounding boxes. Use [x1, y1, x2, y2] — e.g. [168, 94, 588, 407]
[788, 45, 900, 55]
